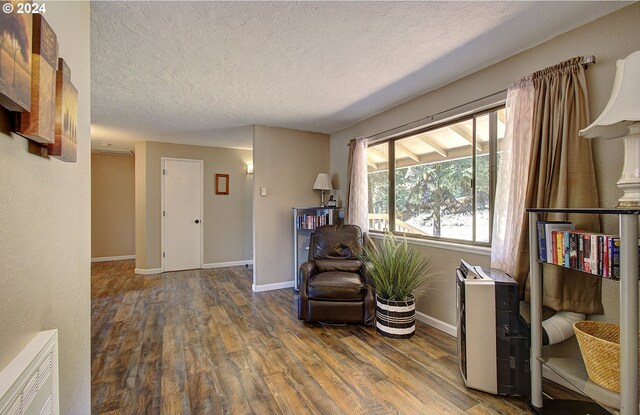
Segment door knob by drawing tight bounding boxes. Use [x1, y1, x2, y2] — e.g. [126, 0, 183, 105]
[195, 219, 200, 224]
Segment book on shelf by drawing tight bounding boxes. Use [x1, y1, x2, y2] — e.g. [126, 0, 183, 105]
[590, 234, 598, 276]
[536, 221, 574, 263]
[568, 230, 583, 270]
[296, 213, 331, 229]
[536, 221, 635, 280]
[551, 230, 568, 266]
[603, 235, 609, 278]
[610, 237, 620, 279]
[578, 233, 584, 271]
[563, 230, 571, 267]
[583, 233, 591, 273]
[589, 233, 608, 277]
[553, 230, 561, 265]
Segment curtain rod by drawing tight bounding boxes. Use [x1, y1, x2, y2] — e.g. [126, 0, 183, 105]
[361, 89, 506, 142]
[352, 54, 596, 144]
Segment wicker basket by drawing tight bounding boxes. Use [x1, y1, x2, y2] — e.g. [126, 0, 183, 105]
[573, 321, 639, 393]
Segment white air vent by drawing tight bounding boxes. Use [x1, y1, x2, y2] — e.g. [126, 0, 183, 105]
[92, 148, 134, 156]
[0, 331, 59, 415]
[20, 376, 37, 412]
[5, 399, 19, 415]
[37, 355, 52, 387]
[39, 394, 52, 415]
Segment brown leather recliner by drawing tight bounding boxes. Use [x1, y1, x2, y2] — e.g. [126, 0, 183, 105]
[297, 224, 375, 325]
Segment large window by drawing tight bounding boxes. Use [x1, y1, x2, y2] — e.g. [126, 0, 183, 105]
[367, 106, 505, 245]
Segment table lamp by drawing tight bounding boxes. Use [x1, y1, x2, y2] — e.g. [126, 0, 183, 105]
[313, 173, 333, 207]
[580, 50, 640, 207]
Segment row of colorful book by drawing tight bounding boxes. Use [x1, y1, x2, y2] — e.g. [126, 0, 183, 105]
[296, 214, 331, 230]
[536, 221, 620, 280]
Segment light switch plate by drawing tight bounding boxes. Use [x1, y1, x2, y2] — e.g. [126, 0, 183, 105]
[260, 187, 267, 196]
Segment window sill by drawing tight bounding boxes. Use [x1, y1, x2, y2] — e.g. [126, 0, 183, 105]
[367, 232, 491, 257]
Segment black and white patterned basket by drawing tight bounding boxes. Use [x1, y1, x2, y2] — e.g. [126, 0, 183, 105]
[375, 295, 415, 339]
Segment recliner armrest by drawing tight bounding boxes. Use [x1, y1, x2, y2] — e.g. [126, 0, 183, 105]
[299, 260, 316, 288]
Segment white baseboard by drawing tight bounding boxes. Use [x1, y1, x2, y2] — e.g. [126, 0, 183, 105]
[134, 268, 162, 275]
[252, 280, 294, 292]
[134, 261, 252, 275]
[91, 255, 135, 263]
[203, 260, 253, 269]
[415, 310, 457, 337]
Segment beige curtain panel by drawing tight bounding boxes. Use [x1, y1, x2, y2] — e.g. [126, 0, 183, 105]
[492, 78, 535, 277]
[345, 137, 369, 233]
[496, 57, 603, 314]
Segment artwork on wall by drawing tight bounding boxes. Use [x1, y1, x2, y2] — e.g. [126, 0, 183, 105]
[27, 139, 48, 158]
[215, 174, 229, 195]
[47, 57, 77, 162]
[0, 2, 32, 112]
[16, 14, 58, 143]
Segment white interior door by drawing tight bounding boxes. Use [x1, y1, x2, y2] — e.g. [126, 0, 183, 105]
[162, 158, 203, 272]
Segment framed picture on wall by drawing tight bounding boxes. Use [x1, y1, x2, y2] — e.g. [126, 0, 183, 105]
[48, 57, 77, 162]
[16, 14, 58, 143]
[215, 174, 229, 195]
[0, 3, 32, 112]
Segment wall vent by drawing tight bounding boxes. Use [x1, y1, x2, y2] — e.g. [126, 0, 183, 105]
[0, 331, 59, 415]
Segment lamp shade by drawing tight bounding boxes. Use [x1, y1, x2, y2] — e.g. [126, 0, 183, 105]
[580, 50, 640, 139]
[313, 173, 333, 190]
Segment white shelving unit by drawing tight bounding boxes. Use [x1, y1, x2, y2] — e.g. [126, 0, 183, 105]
[528, 208, 639, 415]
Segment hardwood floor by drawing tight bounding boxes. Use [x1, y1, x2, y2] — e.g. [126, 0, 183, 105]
[91, 261, 571, 414]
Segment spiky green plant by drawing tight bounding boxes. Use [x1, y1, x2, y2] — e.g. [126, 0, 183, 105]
[361, 232, 432, 301]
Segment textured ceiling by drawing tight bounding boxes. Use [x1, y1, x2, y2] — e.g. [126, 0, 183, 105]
[90, 1, 628, 150]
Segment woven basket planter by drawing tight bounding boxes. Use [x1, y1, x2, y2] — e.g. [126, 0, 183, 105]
[573, 321, 640, 392]
[375, 295, 415, 339]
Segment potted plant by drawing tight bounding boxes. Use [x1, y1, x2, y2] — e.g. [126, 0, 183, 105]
[362, 232, 432, 339]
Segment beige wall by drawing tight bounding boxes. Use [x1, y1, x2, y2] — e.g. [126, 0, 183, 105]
[134, 142, 148, 267]
[91, 153, 135, 258]
[414, 244, 489, 325]
[330, 3, 640, 327]
[253, 125, 330, 287]
[0, 3, 91, 414]
[135, 141, 253, 270]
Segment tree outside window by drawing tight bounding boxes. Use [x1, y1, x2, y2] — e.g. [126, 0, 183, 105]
[367, 107, 504, 245]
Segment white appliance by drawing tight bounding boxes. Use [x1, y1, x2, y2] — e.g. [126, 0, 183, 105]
[456, 261, 529, 396]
